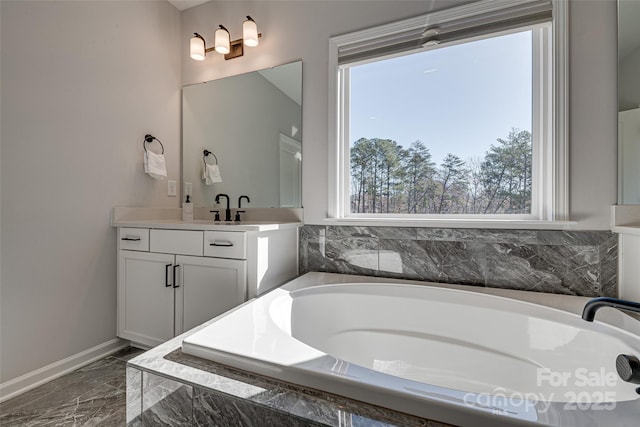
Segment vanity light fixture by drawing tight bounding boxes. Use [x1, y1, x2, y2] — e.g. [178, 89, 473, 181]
[190, 16, 262, 61]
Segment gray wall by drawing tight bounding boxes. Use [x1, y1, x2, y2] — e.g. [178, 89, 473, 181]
[0, 0, 181, 383]
[182, 0, 618, 230]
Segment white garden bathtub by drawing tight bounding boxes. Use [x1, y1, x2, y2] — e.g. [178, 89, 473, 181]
[182, 273, 640, 427]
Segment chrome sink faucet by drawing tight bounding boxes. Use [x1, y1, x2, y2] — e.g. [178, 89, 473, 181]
[215, 193, 232, 221]
[582, 297, 640, 322]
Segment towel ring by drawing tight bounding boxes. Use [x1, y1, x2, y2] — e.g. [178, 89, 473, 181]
[143, 134, 164, 154]
[203, 150, 218, 167]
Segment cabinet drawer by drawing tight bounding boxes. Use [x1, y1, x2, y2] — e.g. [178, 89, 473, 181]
[204, 231, 246, 259]
[150, 230, 203, 256]
[118, 228, 149, 251]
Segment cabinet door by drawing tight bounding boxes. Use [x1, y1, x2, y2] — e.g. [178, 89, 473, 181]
[175, 255, 247, 335]
[118, 250, 175, 347]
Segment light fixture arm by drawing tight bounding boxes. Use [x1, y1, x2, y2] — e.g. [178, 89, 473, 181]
[229, 33, 263, 47]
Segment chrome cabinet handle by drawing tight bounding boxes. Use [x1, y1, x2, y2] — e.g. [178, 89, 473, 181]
[121, 237, 141, 241]
[210, 241, 233, 247]
[173, 265, 180, 288]
[165, 264, 172, 287]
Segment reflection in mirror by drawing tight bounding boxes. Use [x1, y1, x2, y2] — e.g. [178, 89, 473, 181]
[183, 61, 302, 208]
[618, 1, 640, 203]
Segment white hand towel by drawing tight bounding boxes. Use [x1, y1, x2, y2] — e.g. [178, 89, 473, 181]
[202, 163, 222, 185]
[144, 151, 167, 179]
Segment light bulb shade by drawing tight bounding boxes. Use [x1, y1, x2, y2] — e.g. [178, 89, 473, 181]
[243, 17, 259, 47]
[214, 27, 230, 54]
[190, 34, 206, 61]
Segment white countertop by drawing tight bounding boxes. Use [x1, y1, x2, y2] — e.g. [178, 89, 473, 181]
[111, 206, 303, 231]
[112, 218, 302, 231]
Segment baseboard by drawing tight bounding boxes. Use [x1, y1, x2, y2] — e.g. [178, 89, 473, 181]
[0, 338, 129, 403]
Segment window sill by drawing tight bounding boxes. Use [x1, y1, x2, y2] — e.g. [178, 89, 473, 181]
[323, 217, 577, 230]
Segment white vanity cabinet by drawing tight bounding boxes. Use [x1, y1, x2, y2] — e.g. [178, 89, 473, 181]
[116, 224, 297, 348]
[117, 228, 247, 347]
[175, 255, 246, 334]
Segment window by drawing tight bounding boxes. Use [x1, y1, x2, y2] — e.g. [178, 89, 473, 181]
[328, 0, 568, 224]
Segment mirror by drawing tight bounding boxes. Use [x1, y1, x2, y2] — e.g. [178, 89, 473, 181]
[183, 61, 302, 208]
[618, 1, 640, 203]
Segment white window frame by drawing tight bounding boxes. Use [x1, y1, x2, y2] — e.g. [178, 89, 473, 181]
[327, 0, 570, 228]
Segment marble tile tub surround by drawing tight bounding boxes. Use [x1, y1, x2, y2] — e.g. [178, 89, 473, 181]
[127, 365, 445, 427]
[299, 226, 618, 297]
[127, 351, 453, 427]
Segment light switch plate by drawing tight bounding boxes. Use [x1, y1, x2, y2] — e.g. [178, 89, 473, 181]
[168, 180, 177, 197]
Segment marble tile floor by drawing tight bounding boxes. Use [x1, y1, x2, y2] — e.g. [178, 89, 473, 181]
[0, 346, 145, 427]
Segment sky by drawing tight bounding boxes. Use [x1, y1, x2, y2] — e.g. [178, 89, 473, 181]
[349, 30, 533, 165]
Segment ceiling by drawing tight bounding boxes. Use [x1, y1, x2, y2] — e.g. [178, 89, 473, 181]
[167, 0, 210, 11]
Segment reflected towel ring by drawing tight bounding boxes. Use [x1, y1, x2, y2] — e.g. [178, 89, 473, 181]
[203, 150, 218, 167]
[143, 134, 164, 154]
